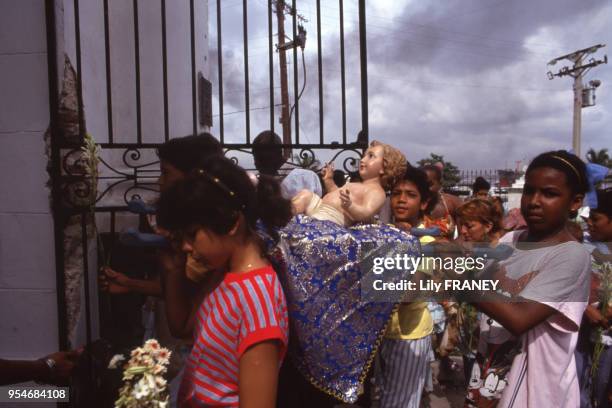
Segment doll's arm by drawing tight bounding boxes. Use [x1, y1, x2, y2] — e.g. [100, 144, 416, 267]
[341, 189, 386, 221]
[321, 163, 338, 193]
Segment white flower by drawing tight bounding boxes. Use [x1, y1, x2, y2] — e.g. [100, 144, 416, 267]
[114, 339, 171, 408]
[155, 349, 171, 365]
[152, 363, 166, 375]
[108, 354, 126, 369]
[141, 355, 154, 367]
[144, 373, 157, 390]
[144, 339, 160, 350]
[132, 377, 151, 400]
[155, 376, 167, 389]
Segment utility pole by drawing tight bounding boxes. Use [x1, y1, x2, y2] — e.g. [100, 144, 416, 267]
[275, 0, 291, 159]
[547, 44, 607, 157]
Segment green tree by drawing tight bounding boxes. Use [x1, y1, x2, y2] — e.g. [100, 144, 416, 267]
[417, 153, 461, 188]
[586, 148, 611, 168]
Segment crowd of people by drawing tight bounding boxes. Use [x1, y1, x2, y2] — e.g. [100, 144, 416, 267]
[103, 133, 612, 408]
[2, 131, 610, 408]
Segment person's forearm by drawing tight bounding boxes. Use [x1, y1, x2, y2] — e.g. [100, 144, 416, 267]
[472, 298, 556, 336]
[126, 276, 163, 296]
[159, 254, 195, 339]
[0, 359, 49, 386]
[162, 273, 194, 338]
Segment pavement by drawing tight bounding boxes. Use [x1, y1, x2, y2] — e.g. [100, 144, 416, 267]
[422, 357, 467, 408]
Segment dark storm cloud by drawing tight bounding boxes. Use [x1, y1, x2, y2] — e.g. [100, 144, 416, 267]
[369, 0, 609, 77]
[210, 0, 611, 168]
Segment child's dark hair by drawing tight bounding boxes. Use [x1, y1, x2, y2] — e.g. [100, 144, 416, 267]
[333, 169, 348, 188]
[526, 150, 588, 195]
[592, 188, 612, 217]
[400, 166, 431, 204]
[157, 133, 223, 173]
[156, 156, 291, 240]
[420, 164, 442, 182]
[472, 177, 491, 194]
[252, 130, 285, 175]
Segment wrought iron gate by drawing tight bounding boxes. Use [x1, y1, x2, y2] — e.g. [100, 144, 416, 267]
[46, 0, 369, 404]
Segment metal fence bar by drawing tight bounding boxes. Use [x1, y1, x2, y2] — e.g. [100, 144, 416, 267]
[242, 0, 251, 143]
[316, 0, 323, 144]
[110, 212, 116, 240]
[190, 0, 197, 137]
[161, 0, 169, 141]
[292, 0, 299, 144]
[80, 213, 95, 387]
[103, 0, 114, 144]
[339, 0, 346, 144]
[73, 0, 85, 142]
[133, 0, 142, 144]
[268, 0, 274, 134]
[358, 0, 368, 140]
[217, 0, 225, 143]
[45, 0, 69, 352]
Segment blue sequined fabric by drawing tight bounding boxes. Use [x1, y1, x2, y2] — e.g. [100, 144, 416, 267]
[261, 215, 421, 403]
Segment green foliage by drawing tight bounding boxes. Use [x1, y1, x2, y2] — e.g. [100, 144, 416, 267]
[417, 153, 461, 188]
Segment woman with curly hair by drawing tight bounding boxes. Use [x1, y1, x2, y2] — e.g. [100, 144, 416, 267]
[456, 198, 503, 245]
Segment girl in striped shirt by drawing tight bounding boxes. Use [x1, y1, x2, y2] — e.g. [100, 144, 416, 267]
[156, 156, 292, 407]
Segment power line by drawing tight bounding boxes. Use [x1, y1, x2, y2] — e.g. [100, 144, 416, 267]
[290, 11, 550, 67]
[308, 11, 555, 63]
[223, 85, 281, 95]
[289, 48, 306, 127]
[311, 2, 565, 53]
[331, 67, 560, 93]
[213, 104, 283, 117]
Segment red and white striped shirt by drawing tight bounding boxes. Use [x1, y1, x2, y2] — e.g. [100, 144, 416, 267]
[178, 266, 289, 407]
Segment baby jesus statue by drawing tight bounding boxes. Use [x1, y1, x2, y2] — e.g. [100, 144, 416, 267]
[292, 141, 407, 226]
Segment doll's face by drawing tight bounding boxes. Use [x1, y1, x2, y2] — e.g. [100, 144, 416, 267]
[359, 145, 384, 181]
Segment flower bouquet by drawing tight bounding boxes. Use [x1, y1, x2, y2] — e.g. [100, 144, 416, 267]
[108, 339, 172, 408]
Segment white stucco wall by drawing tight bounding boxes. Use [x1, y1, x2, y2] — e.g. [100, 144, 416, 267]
[0, 0, 59, 382]
[61, 0, 210, 145]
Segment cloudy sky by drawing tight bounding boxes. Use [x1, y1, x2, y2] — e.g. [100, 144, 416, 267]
[209, 0, 611, 170]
